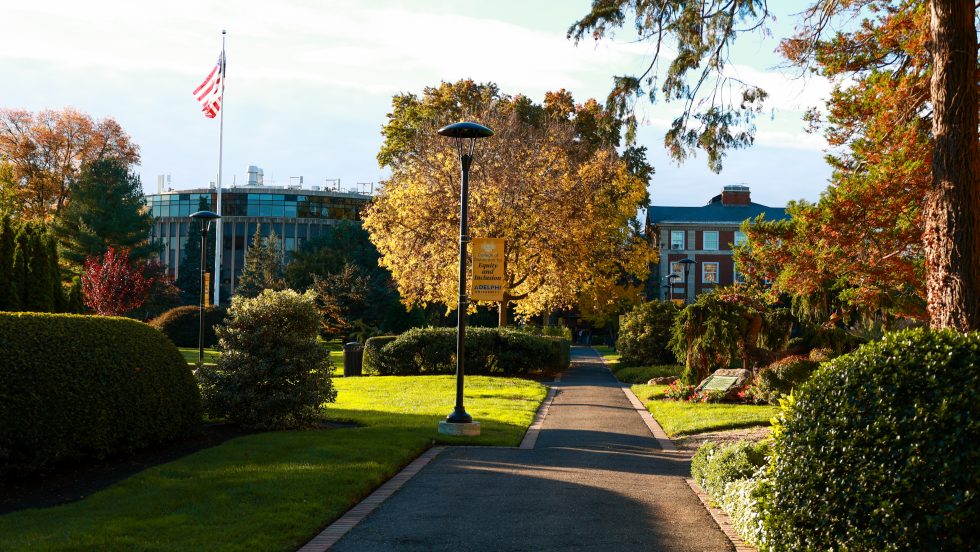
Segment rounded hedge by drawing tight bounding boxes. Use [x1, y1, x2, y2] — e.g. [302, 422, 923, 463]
[149, 305, 226, 348]
[363, 335, 398, 374]
[0, 313, 202, 477]
[616, 300, 679, 366]
[747, 355, 820, 405]
[763, 328, 980, 551]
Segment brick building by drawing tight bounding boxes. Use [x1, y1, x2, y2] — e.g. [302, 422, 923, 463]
[647, 185, 788, 302]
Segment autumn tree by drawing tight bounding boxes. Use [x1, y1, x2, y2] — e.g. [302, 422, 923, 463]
[572, 0, 980, 331]
[81, 246, 153, 316]
[0, 108, 140, 220]
[51, 159, 155, 271]
[365, 80, 655, 324]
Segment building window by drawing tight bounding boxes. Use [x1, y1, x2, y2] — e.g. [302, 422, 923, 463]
[734, 267, 746, 284]
[702, 262, 719, 284]
[670, 230, 685, 250]
[734, 230, 747, 247]
[703, 231, 719, 250]
[669, 261, 685, 281]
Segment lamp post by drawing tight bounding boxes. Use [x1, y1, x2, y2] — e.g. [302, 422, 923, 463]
[679, 258, 697, 304]
[190, 210, 221, 365]
[437, 121, 494, 436]
[667, 273, 680, 303]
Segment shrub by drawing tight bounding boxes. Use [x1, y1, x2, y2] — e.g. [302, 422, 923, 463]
[197, 290, 336, 429]
[362, 335, 397, 374]
[691, 440, 771, 549]
[0, 313, 202, 477]
[149, 305, 227, 348]
[611, 364, 682, 384]
[691, 440, 769, 499]
[763, 328, 980, 551]
[744, 355, 820, 405]
[616, 300, 679, 366]
[371, 327, 568, 376]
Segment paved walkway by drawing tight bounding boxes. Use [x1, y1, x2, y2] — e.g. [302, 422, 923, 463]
[330, 347, 733, 552]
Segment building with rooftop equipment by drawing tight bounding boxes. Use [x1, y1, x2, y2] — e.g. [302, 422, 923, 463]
[147, 165, 373, 301]
[647, 185, 788, 302]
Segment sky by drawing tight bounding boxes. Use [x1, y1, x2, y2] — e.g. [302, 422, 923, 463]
[1, 0, 836, 208]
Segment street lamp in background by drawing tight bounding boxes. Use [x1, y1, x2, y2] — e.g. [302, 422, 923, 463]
[436, 121, 494, 437]
[679, 258, 697, 304]
[667, 273, 680, 302]
[190, 210, 221, 365]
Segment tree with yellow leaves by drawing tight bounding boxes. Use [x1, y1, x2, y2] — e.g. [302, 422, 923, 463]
[364, 80, 655, 325]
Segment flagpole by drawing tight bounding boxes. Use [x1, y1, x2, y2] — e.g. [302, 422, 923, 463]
[213, 30, 226, 307]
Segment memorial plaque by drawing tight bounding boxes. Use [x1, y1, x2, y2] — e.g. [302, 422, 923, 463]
[700, 375, 739, 392]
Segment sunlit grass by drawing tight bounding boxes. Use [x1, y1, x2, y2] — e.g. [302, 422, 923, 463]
[632, 384, 777, 437]
[0, 376, 545, 551]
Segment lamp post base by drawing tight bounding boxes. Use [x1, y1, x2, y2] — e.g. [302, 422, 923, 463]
[438, 420, 481, 436]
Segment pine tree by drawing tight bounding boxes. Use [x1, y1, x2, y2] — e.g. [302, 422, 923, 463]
[235, 227, 285, 298]
[51, 159, 155, 272]
[10, 224, 29, 310]
[47, 234, 66, 312]
[175, 197, 215, 304]
[0, 214, 16, 310]
[24, 227, 54, 312]
[66, 276, 85, 313]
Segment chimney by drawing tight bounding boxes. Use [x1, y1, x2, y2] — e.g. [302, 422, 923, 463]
[721, 184, 751, 206]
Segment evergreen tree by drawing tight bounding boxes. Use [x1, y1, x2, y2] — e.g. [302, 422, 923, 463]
[0, 214, 16, 310]
[46, 234, 66, 312]
[175, 197, 216, 304]
[10, 224, 29, 310]
[66, 276, 85, 313]
[51, 159, 155, 272]
[24, 227, 54, 312]
[235, 227, 285, 298]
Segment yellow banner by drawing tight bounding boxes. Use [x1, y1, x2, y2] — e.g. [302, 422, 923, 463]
[204, 273, 212, 307]
[470, 238, 505, 302]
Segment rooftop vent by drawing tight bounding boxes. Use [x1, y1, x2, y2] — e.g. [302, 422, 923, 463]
[247, 165, 264, 186]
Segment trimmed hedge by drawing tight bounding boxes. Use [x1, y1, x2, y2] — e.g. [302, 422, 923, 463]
[0, 313, 202, 477]
[763, 328, 980, 551]
[370, 327, 570, 376]
[149, 305, 227, 348]
[363, 335, 398, 374]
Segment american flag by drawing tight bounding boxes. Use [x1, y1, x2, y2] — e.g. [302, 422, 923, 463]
[193, 52, 225, 119]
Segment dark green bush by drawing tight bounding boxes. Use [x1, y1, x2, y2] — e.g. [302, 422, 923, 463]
[0, 313, 202, 477]
[363, 335, 397, 374]
[617, 300, 679, 366]
[149, 305, 227, 348]
[691, 440, 770, 499]
[197, 290, 336, 429]
[763, 328, 980, 551]
[746, 355, 820, 405]
[372, 327, 567, 376]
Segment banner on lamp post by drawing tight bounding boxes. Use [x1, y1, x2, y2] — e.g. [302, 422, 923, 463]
[470, 238, 505, 302]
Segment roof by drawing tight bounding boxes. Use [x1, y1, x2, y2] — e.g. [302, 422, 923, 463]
[647, 202, 788, 225]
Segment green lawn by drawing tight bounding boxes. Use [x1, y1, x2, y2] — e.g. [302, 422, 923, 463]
[0, 375, 546, 552]
[178, 347, 220, 365]
[592, 344, 620, 367]
[632, 384, 778, 437]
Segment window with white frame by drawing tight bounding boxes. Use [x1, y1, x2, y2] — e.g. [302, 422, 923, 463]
[670, 230, 685, 250]
[702, 262, 719, 284]
[734, 267, 746, 284]
[734, 230, 747, 247]
[669, 262, 684, 280]
[703, 231, 719, 250]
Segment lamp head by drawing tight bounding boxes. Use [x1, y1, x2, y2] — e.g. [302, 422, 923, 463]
[438, 121, 494, 160]
[190, 210, 221, 232]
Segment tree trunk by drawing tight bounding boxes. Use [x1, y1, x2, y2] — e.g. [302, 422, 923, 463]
[497, 294, 509, 327]
[926, 0, 980, 331]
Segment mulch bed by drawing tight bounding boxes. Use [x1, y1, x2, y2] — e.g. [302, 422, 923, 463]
[0, 420, 354, 515]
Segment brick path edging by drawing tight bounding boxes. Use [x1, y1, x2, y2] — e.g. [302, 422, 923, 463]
[686, 478, 757, 552]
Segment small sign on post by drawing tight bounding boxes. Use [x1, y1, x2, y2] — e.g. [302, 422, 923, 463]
[470, 238, 505, 302]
